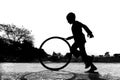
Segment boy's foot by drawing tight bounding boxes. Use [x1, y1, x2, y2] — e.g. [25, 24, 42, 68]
[85, 70, 96, 73]
[85, 70, 95, 73]
[91, 63, 97, 70]
[91, 65, 97, 71]
[85, 66, 97, 73]
[85, 62, 91, 69]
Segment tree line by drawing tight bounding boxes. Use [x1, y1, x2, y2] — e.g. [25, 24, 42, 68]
[0, 24, 39, 62]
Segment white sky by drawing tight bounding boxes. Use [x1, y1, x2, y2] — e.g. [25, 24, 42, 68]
[0, 0, 120, 56]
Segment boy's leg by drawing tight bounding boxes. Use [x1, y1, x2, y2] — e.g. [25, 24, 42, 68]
[79, 43, 93, 69]
[79, 44, 97, 71]
[71, 43, 97, 70]
[71, 43, 79, 58]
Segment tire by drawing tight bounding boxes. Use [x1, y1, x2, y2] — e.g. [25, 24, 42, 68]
[39, 36, 72, 71]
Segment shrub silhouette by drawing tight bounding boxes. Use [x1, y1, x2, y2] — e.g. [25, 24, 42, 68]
[0, 24, 36, 62]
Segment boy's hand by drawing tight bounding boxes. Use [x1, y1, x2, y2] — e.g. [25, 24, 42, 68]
[66, 36, 74, 40]
[87, 33, 94, 38]
[66, 37, 69, 40]
[66, 37, 71, 40]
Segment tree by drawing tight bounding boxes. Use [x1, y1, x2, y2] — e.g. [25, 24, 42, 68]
[0, 24, 35, 62]
[0, 24, 34, 44]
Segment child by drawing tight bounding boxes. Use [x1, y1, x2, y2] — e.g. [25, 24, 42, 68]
[66, 12, 97, 72]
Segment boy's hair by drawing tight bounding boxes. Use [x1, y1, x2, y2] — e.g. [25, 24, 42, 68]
[66, 12, 76, 20]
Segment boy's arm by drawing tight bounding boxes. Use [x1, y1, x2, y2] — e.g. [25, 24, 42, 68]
[82, 24, 94, 38]
[66, 36, 74, 40]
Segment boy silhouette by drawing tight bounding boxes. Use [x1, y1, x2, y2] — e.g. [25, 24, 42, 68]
[66, 12, 97, 72]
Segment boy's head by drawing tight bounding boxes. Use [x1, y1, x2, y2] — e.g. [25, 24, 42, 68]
[66, 12, 76, 24]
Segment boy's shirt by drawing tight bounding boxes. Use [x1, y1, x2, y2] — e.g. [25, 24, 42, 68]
[72, 21, 86, 43]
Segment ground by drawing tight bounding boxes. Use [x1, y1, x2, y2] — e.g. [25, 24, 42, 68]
[1, 70, 120, 80]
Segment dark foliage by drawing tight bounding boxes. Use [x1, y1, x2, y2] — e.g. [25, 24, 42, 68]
[0, 24, 38, 62]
